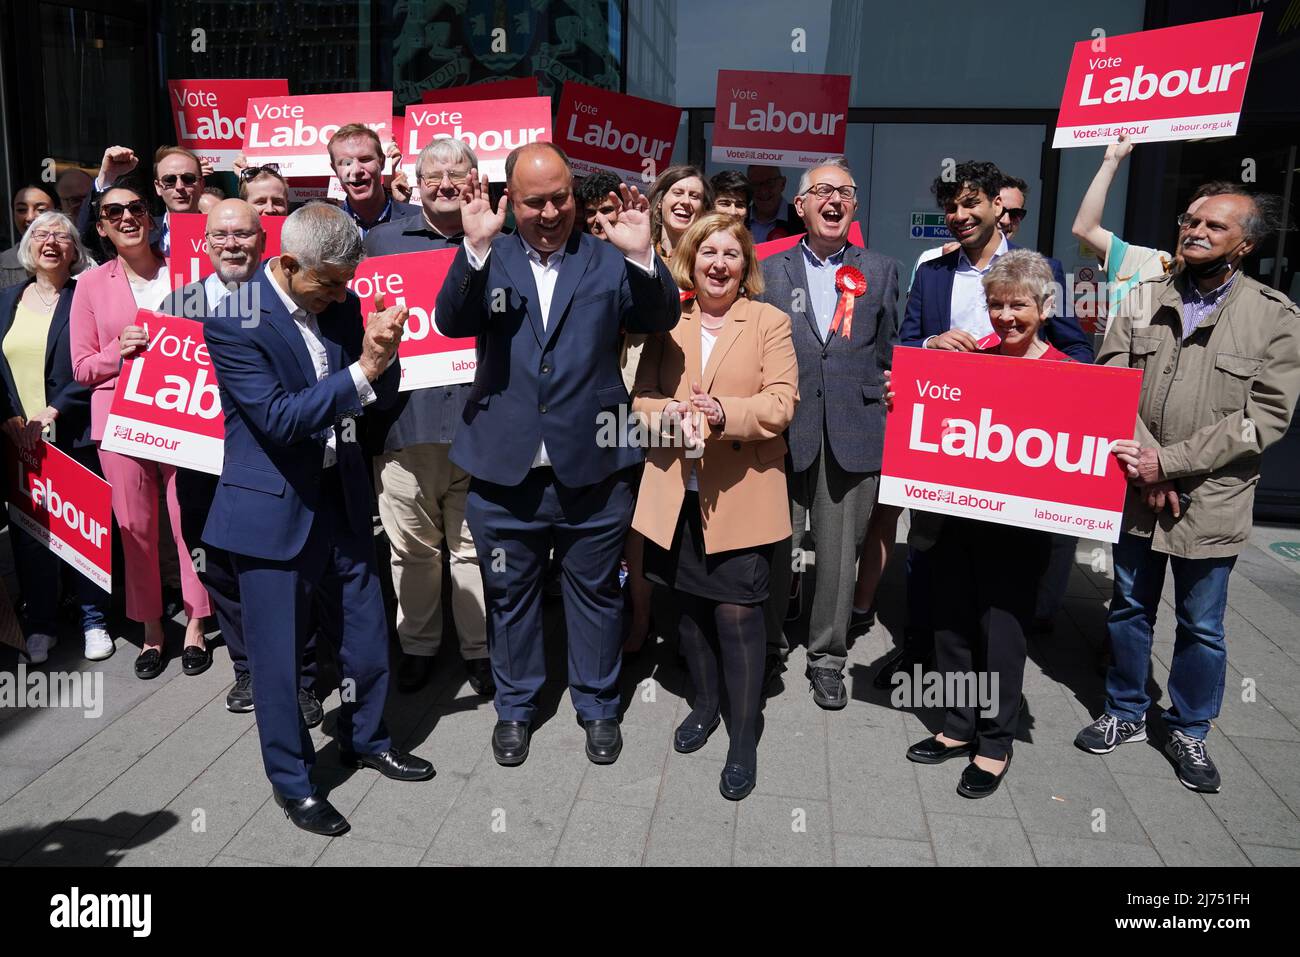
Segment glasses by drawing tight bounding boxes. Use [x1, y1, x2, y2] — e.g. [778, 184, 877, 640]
[803, 183, 857, 201]
[1001, 207, 1028, 222]
[206, 229, 260, 245]
[239, 163, 281, 182]
[28, 230, 73, 245]
[420, 170, 470, 187]
[157, 172, 200, 189]
[100, 200, 150, 223]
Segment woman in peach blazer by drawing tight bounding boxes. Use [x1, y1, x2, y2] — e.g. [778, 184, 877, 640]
[632, 213, 797, 801]
[70, 181, 211, 680]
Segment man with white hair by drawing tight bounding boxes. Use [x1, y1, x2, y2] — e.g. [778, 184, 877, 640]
[363, 137, 490, 696]
[203, 202, 433, 836]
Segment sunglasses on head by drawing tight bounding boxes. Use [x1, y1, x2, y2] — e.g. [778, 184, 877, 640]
[239, 163, 281, 182]
[100, 200, 149, 223]
[158, 172, 200, 188]
[1001, 207, 1028, 222]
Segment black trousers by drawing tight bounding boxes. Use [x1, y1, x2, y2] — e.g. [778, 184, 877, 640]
[929, 516, 1051, 760]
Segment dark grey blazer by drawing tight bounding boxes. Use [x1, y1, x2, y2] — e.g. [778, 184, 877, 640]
[757, 241, 899, 474]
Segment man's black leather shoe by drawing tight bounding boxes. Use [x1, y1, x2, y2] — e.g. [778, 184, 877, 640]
[397, 652, 436, 693]
[226, 673, 254, 713]
[719, 763, 756, 801]
[583, 718, 622, 764]
[906, 735, 976, 765]
[298, 689, 323, 729]
[492, 720, 530, 766]
[340, 746, 435, 781]
[274, 792, 350, 836]
[466, 658, 495, 696]
[807, 666, 848, 710]
[673, 712, 720, 753]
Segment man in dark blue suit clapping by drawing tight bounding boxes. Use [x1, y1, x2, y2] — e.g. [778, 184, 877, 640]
[435, 143, 680, 767]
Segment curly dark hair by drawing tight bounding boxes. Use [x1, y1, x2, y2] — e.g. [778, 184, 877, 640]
[933, 160, 1004, 209]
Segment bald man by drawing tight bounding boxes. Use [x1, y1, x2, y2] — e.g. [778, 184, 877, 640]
[436, 142, 680, 767]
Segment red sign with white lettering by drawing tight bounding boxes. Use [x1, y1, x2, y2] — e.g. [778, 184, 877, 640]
[4, 437, 113, 592]
[402, 97, 552, 181]
[1052, 13, 1261, 147]
[754, 222, 864, 261]
[349, 249, 475, 391]
[169, 78, 289, 170]
[879, 347, 1142, 541]
[166, 212, 284, 290]
[421, 78, 539, 104]
[243, 92, 395, 176]
[712, 70, 850, 168]
[556, 82, 681, 188]
[100, 311, 226, 475]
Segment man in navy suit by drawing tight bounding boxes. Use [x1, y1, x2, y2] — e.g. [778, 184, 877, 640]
[203, 203, 434, 837]
[435, 142, 680, 767]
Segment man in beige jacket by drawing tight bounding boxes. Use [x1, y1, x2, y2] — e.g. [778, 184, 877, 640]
[1074, 187, 1300, 794]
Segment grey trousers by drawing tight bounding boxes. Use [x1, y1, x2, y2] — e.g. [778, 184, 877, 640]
[766, 440, 878, 672]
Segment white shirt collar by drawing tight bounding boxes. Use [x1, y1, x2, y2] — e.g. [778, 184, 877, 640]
[520, 233, 564, 269]
[265, 258, 306, 319]
[957, 232, 1008, 273]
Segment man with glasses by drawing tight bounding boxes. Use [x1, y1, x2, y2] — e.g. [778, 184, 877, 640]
[152, 146, 206, 255]
[328, 123, 419, 237]
[759, 157, 899, 709]
[746, 165, 795, 243]
[360, 137, 490, 696]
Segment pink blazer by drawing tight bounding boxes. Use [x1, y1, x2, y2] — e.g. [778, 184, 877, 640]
[69, 257, 168, 441]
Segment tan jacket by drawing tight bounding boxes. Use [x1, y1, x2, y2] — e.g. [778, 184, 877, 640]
[1099, 272, 1300, 557]
[631, 298, 798, 554]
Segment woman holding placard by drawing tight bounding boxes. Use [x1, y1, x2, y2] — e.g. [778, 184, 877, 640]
[892, 249, 1066, 798]
[0, 212, 113, 664]
[69, 181, 211, 680]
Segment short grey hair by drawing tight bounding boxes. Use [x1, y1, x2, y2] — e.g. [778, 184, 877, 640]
[280, 202, 363, 270]
[417, 137, 479, 180]
[18, 210, 95, 275]
[796, 157, 855, 196]
[982, 248, 1057, 306]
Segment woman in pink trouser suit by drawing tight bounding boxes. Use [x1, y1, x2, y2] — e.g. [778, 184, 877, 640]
[69, 181, 210, 678]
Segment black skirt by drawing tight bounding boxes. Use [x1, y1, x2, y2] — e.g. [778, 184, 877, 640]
[643, 491, 773, 604]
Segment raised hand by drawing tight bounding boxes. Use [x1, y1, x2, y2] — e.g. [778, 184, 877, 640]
[597, 183, 652, 264]
[360, 292, 409, 380]
[99, 146, 138, 187]
[460, 173, 508, 258]
[390, 168, 412, 204]
[119, 324, 148, 360]
[1104, 134, 1134, 165]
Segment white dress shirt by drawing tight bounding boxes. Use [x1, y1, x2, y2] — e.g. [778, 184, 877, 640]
[266, 259, 376, 467]
[937, 232, 1008, 345]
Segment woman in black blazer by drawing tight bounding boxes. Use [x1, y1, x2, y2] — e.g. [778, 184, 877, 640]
[0, 211, 113, 664]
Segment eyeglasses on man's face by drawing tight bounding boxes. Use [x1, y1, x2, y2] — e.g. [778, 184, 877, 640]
[157, 172, 200, 189]
[100, 200, 150, 223]
[239, 163, 281, 182]
[420, 168, 471, 188]
[206, 229, 260, 245]
[802, 183, 857, 201]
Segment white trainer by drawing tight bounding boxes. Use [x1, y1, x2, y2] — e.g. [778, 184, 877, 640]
[83, 627, 115, 661]
[24, 633, 57, 664]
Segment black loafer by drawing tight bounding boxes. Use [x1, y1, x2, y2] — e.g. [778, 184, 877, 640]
[674, 712, 721, 753]
[492, 720, 531, 766]
[340, 746, 435, 782]
[273, 791, 350, 836]
[719, 763, 756, 801]
[583, 718, 622, 764]
[957, 754, 1012, 799]
[181, 644, 212, 676]
[807, 666, 848, 710]
[466, 658, 495, 697]
[397, 652, 436, 693]
[298, 689, 323, 729]
[906, 735, 977, 764]
[135, 647, 164, 680]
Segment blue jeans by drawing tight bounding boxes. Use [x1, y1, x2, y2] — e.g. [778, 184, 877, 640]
[1105, 532, 1236, 739]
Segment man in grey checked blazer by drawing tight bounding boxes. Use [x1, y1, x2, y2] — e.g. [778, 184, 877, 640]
[757, 158, 899, 709]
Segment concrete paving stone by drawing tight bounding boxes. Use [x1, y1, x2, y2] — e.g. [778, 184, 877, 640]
[1006, 767, 1149, 845]
[1240, 843, 1300, 866]
[617, 675, 684, 732]
[1230, 736, 1300, 819]
[643, 802, 735, 867]
[832, 833, 935, 866]
[733, 794, 832, 867]
[552, 799, 653, 867]
[344, 770, 466, 850]
[1208, 684, 1299, 742]
[1026, 833, 1163, 866]
[752, 711, 828, 801]
[576, 733, 669, 810]
[315, 836, 424, 867]
[0, 764, 41, 804]
[926, 812, 1036, 866]
[208, 854, 285, 866]
[915, 756, 1020, 820]
[14, 826, 125, 866]
[828, 722, 928, 842]
[1196, 736, 1300, 849]
[1111, 772, 1250, 866]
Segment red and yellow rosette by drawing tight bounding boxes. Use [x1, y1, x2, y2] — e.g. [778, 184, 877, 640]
[829, 266, 867, 339]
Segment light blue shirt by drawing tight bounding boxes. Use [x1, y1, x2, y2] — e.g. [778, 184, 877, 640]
[947, 232, 1008, 341]
[801, 240, 847, 341]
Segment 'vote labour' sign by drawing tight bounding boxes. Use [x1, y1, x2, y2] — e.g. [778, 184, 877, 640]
[348, 248, 474, 391]
[243, 91, 394, 177]
[169, 78, 289, 170]
[556, 82, 682, 189]
[1052, 13, 1261, 147]
[4, 436, 113, 592]
[101, 311, 226, 475]
[402, 97, 552, 181]
[879, 347, 1143, 541]
[711, 70, 850, 168]
[166, 212, 284, 291]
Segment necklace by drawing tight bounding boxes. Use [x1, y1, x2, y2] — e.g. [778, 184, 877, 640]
[700, 318, 725, 331]
[28, 284, 58, 309]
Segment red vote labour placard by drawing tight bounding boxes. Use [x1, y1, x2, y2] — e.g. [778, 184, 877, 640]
[754, 222, 864, 261]
[166, 212, 285, 290]
[1052, 13, 1261, 147]
[556, 82, 682, 189]
[712, 70, 851, 168]
[100, 312, 225, 475]
[402, 97, 552, 181]
[4, 437, 113, 592]
[349, 249, 474, 391]
[879, 348, 1143, 541]
[169, 78, 289, 170]
[243, 91, 394, 177]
